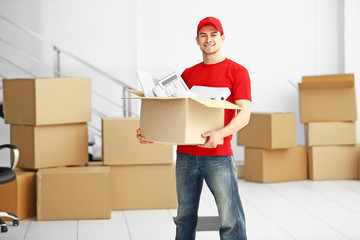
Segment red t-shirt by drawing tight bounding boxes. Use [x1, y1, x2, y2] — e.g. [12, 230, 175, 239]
[176, 58, 251, 156]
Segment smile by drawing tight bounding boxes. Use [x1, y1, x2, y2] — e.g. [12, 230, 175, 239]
[204, 43, 215, 48]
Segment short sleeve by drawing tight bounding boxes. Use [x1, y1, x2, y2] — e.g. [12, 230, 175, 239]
[231, 66, 252, 101]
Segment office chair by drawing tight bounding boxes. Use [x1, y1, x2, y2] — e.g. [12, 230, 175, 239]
[0, 144, 20, 233]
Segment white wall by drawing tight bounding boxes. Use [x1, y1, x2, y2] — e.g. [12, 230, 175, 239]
[344, 0, 360, 142]
[1, 0, 358, 161]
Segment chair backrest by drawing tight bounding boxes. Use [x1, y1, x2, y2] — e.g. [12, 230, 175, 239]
[0, 144, 19, 185]
[0, 144, 20, 170]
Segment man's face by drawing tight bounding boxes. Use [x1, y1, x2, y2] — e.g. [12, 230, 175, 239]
[196, 25, 225, 55]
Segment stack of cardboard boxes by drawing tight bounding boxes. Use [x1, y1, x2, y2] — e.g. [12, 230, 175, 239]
[298, 74, 359, 180]
[0, 77, 112, 220]
[237, 113, 308, 183]
[102, 117, 177, 210]
[101, 92, 243, 209]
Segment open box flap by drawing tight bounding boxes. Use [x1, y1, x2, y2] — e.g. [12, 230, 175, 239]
[126, 89, 145, 97]
[298, 80, 354, 90]
[302, 73, 354, 83]
[124, 89, 241, 110]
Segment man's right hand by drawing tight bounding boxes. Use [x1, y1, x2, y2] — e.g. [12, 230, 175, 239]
[136, 128, 154, 144]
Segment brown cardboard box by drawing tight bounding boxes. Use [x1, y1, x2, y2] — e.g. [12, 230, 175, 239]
[309, 145, 359, 180]
[36, 166, 111, 220]
[244, 146, 307, 183]
[102, 118, 173, 165]
[0, 169, 36, 220]
[307, 122, 356, 146]
[126, 90, 240, 145]
[237, 113, 296, 149]
[3, 77, 91, 125]
[111, 163, 177, 210]
[298, 74, 357, 123]
[11, 123, 88, 169]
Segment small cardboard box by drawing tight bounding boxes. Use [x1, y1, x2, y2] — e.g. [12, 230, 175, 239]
[298, 74, 357, 123]
[237, 113, 296, 149]
[126, 90, 240, 145]
[309, 145, 359, 180]
[3, 77, 91, 125]
[0, 169, 36, 220]
[307, 122, 356, 146]
[111, 163, 177, 210]
[102, 117, 173, 165]
[244, 146, 307, 183]
[36, 166, 111, 220]
[11, 123, 88, 169]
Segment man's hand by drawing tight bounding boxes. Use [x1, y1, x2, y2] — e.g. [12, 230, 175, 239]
[197, 131, 223, 148]
[136, 128, 154, 144]
[197, 99, 251, 149]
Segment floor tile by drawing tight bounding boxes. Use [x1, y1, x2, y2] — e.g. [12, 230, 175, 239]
[25, 220, 77, 239]
[1, 218, 30, 237]
[2, 179, 360, 239]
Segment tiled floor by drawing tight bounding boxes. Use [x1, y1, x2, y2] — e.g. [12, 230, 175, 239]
[2, 179, 360, 240]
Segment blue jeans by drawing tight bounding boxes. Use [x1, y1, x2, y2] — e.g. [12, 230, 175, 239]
[174, 153, 247, 240]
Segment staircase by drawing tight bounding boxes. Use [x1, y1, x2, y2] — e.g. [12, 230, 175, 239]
[0, 15, 138, 159]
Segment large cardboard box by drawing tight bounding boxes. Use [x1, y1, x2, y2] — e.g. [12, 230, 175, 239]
[126, 90, 240, 145]
[0, 169, 36, 220]
[237, 113, 296, 149]
[307, 122, 356, 146]
[102, 118, 173, 165]
[11, 123, 88, 169]
[111, 163, 177, 210]
[309, 145, 359, 180]
[244, 146, 307, 183]
[36, 166, 111, 220]
[3, 77, 91, 125]
[298, 74, 357, 123]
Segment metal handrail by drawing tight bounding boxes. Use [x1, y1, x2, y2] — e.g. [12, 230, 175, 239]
[0, 15, 134, 89]
[92, 90, 139, 117]
[58, 47, 133, 89]
[0, 56, 37, 77]
[91, 108, 108, 118]
[88, 124, 102, 137]
[0, 37, 63, 76]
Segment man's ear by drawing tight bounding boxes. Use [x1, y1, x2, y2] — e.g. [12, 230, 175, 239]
[221, 34, 225, 41]
[196, 36, 200, 45]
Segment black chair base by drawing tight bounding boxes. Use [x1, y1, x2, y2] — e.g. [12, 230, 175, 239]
[0, 212, 19, 233]
[0, 144, 20, 233]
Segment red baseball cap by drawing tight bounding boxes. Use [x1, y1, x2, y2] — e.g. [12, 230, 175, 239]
[197, 17, 224, 35]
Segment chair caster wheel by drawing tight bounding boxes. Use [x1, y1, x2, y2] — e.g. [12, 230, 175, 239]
[1, 225, 8, 233]
[13, 220, 19, 226]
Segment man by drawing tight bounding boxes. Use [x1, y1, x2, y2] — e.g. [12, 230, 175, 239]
[137, 16, 251, 240]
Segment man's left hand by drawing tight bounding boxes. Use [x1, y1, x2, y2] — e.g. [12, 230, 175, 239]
[197, 131, 222, 148]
